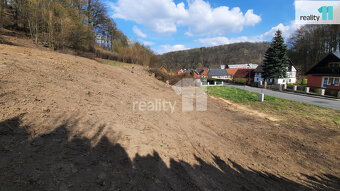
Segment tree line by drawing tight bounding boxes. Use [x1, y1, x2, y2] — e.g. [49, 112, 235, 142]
[288, 25, 340, 74]
[159, 42, 270, 71]
[0, 0, 156, 66]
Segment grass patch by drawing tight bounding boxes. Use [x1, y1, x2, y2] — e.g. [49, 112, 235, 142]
[101, 60, 125, 67]
[208, 86, 340, 126]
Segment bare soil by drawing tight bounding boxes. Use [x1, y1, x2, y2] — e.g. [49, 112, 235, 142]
[0, 42, 339, 190]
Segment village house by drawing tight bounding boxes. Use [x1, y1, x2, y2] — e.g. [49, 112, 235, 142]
[306, 52, 340, 90]
[194, 68, 209, 79]
[225, 68, 239, 78]
[194, 70, 200, 79]
[208, 69, 230, 80]
[200, 68, 209, 78]
[178, 68, 209, 79]
[226, 68, 255, 82]
[254, 60, 297, 84]
[177, 69, 191, 75]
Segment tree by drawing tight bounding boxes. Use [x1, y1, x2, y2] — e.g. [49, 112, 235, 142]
[0, 0, 5, 28]
[26, 0, 42, 44]
[262, 30, 289, 80]
[288, 25, 340, 73]
[159, 42, 269, 71]
[0, 0, 155, 66]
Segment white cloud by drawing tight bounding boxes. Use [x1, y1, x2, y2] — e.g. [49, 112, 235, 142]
[111, 0, 187, 34]
[111, 0, 261, 36]
[259, 21, 300, 40]
[158, 44, 188, 54]
[183, 1, 261, 36]
[133, 26, 147, 38]
[198, 37, 230, 46]
[197, 36, 257, 46]
[142, 41, 155, 46]
[197, 21, 302, 47]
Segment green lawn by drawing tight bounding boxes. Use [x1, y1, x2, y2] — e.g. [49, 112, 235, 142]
[101, 60, 125, 66]
[208, 86, 340, 126]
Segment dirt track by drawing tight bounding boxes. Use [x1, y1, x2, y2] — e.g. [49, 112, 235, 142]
[0, 44, 339, 190]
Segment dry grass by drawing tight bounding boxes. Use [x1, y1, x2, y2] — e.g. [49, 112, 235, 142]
[149, 68, 192, 85]
[101, 60, 126, 67]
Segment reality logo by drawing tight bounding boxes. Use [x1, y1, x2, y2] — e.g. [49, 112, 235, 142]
[318, 6, 333, 20]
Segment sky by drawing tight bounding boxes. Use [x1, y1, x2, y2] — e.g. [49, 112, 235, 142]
[106, 0, 301, 54]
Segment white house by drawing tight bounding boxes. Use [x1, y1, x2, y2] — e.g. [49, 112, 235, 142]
[208, 69, 230, 80]
[254, 61, 297, 84]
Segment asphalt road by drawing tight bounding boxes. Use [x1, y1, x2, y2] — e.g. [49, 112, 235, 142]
[223, 84, 340, 110]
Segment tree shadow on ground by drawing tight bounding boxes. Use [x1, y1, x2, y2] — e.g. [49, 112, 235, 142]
[0, 116, 339, 191]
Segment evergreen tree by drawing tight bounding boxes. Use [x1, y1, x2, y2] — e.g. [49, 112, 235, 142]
[262, 30, 289, 80]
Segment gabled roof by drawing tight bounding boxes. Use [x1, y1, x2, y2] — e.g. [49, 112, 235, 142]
[208, 69, 229, 76]
[333, 51, 340, 59]
[226, 68, 246, 76]
[201, 68, 209, 76]
[195, 68, 204, 74]
[234, 69, 254, 78]
[254, 65, 263, 73]
[306, 52, 340, 76]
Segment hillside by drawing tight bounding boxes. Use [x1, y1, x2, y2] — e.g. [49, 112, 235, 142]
[0, 43, 339, 190]
[160, 42, 270, 71]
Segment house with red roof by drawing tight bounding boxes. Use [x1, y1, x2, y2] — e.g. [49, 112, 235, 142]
[226, 68, 254, 82]
[200, 68, 209, 78]
[225, 68, 240, 78]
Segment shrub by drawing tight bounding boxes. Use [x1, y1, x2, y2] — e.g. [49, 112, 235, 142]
[224, 79, 233, 83]
[302, 79, 308, 85]
[249, 82, 258, 87]
[296, 79, 308, 85]
[312, 88, 322, 94]
[95, 47, 119, 61]
[325, 89, 339, 97]
[233, 78, 247, 84]
[149, 68, 193, 85]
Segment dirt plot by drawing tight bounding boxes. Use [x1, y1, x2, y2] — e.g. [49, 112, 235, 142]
[0, 44, 339, 190]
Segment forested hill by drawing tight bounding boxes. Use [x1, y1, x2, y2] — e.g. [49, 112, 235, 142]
[160, 42, 270, 71]
[0, 0, 155, 66]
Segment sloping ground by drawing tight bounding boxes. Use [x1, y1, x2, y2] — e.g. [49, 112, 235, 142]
[0, 44, 339, 190]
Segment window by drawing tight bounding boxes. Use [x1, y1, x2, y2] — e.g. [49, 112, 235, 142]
[323, 77, 329, 87]
[289, 79, 291, 83]
[323, 77, 340, 87]
[329, 62, 340, 68]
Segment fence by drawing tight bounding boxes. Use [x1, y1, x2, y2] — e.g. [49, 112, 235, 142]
[200, 81, 225, 87]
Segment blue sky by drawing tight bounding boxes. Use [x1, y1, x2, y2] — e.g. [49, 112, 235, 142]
[106, 0, 299, 54]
